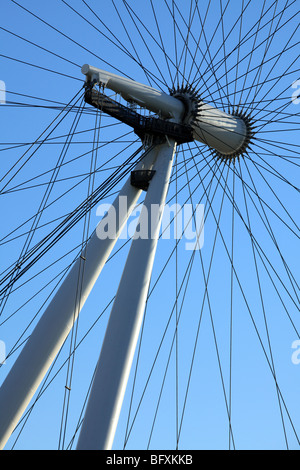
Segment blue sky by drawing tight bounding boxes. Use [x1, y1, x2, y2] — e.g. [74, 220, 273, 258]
[0, 0, 299, 450]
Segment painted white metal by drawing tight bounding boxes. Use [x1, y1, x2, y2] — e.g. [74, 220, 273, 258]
[0, 148, 159, 450]
[0, 62, 247, 450]
[76, 139, 177, 450]
[81, 64, 247, 156]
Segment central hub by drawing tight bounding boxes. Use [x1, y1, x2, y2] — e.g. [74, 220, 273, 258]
[212, 109, 255, 162]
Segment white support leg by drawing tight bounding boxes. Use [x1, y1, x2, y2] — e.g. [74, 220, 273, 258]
[76, 139, 177, 451]
[82, 65, 248, 157]
[0, 147, 159, 450]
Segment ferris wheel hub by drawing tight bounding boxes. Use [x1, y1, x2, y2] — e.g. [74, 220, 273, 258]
[169, 85, 201, 126]
[82, 64, 254, 161]
[211, 109, 255, 162]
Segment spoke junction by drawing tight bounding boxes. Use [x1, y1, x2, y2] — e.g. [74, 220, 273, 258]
[0, 61, 258, 451]
[75, 64, 256, 450]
